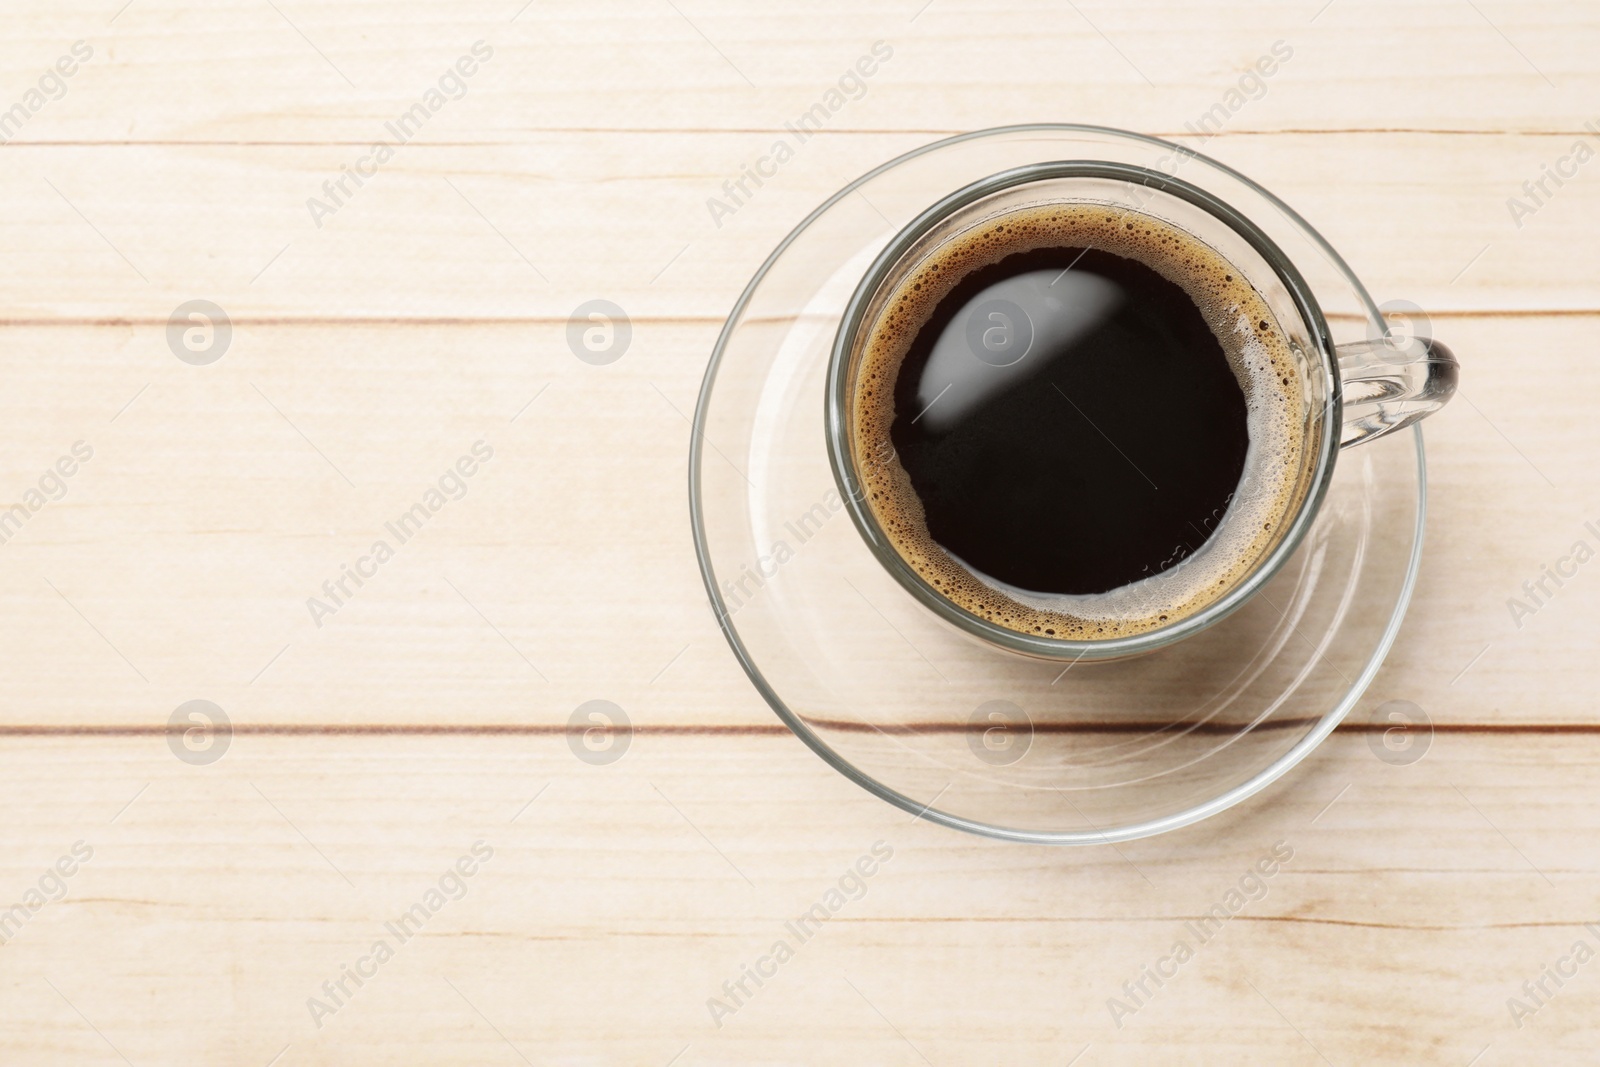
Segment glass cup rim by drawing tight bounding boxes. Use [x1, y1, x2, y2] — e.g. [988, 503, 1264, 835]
[824, 158, 1343, 661]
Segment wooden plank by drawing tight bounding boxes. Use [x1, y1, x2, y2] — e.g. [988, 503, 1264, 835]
[0, 132, 1596, 321]
[0, 313, 1588, 727]
[0, 732, 1593, 1063]
[0, 1, 1596, 141]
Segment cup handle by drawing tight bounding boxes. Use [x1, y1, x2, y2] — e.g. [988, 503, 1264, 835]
[1334, 334, 1459, 449]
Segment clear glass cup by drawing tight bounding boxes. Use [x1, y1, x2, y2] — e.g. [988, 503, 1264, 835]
[825, 160, 1457, 662]
[693, 125, 1450, 843]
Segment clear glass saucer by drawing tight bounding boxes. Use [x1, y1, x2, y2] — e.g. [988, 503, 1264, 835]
[690, 126, 1425, 844]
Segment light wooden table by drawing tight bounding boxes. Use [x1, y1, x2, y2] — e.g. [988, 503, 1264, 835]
[1, 2, 1597, 1063]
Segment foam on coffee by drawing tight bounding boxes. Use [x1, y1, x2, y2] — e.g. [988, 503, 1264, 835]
[849, 201, 1310, 639]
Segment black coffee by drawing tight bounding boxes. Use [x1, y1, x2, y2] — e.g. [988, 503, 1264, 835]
[889, 244, 1248, 595]
[850, 203, 1305, 639]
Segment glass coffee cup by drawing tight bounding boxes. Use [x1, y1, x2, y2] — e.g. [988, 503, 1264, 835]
[825, 161, 1458, 662]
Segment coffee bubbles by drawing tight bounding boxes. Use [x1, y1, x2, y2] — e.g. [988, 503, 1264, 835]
[848, 202, 1307, 640]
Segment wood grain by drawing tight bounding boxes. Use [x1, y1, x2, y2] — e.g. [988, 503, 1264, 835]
[1, 1, 1596, 1063]
[1, 733, 1597, 1064]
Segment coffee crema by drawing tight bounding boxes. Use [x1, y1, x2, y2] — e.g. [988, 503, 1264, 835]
[847, 202, 1309, 639]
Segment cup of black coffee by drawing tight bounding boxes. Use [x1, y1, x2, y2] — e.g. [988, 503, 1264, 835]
[826, 161, 1457, 661]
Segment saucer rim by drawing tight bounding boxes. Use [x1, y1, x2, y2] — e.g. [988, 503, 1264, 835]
[689, 123, 1426, 845]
